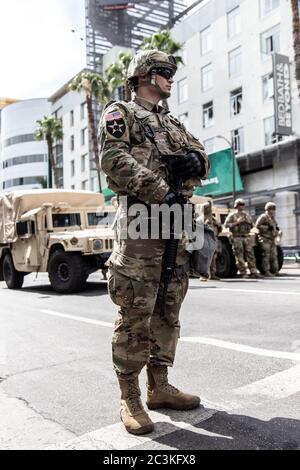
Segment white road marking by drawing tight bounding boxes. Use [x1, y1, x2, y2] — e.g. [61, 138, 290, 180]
[217, 288, 300, 296]
[234, 364, 300, 401]
[40, 309, 300, 363]
[51, 405, 232, 450]
[180, 337, 300, 362]
[40, 309, 114, 328]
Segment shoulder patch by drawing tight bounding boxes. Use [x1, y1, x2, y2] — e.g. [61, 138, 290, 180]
[105, 111, 126, 138]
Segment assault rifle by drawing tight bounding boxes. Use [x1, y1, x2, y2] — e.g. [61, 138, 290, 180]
[160, 155, 187, 316]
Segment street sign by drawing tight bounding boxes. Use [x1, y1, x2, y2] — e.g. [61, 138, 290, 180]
[273, 53, 293, 136]
[194, 148, 244, 197]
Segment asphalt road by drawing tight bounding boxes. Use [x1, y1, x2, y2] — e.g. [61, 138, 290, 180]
[0, 267, 300, 450]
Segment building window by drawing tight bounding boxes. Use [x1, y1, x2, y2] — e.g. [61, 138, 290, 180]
[262, 73, 274, 101]
[200, 26, 212, 55]
[71, 160, 75, 177]
[228, 47, 242, 77]
[82, 180, 88, 190]
[3, 133, 36, 147]
[70, 110, 74, 127]
[203, 138, 215, 155]
[230, 88, 243, 117]
[264, 116, 277, 145]
[260, 0, 279, 17]
[81, 102, 86, 120]
[201, 64, 213, 92]
[81, 154, 87, 172]
[261, 25, 280, 57]
[179, 113, 189, 130]
[203, 101, 214, 128]
[231, 127, 244, 155]
[81, 128, 88, 146]
[178, 78, 188, 103]
[227, 7, 241, 38]
[70, 135, 75, 151]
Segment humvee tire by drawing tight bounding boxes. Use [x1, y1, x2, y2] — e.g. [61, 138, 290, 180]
[48, 251, 86, 294]
[216, 239, 238, 278]
[3, 253, 24, 289]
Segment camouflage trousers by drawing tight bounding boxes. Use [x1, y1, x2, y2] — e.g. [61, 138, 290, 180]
[210, 251, 218, 276]
[108, 236, 190, 380]
[260, 239, 279, 274]
[231, 237, 257, 275]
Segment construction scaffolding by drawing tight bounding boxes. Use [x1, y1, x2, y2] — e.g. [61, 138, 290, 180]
[85, 0, 188, 72]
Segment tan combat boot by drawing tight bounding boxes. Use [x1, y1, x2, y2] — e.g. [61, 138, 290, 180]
[118, 377, 154, 435]
[146, 365, 200, 410]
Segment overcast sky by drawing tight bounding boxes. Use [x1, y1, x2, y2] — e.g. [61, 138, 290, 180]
[0, 0, 201, 101]
[0, 0, 86, 100]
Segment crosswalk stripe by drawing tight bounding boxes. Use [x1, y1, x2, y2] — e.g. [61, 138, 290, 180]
[234, 364, 300, 401]
[50, 404, 231, 450]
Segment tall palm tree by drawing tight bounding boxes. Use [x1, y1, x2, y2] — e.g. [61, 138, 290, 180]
[291, 0, 300, 99]
[35, 116, 63, 189]
[106, 51, 133, 101]
[70, 71, 110, 193]
[141, 29, 184, 66]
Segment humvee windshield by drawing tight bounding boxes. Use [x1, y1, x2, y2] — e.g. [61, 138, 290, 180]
[88, 212, 115, 227]
[52, 213, 81, 228]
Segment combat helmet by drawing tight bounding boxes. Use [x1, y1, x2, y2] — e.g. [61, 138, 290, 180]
[234, 198, 246, 208]
[265, 202, 276, 210]
[127, 50, 177, 81]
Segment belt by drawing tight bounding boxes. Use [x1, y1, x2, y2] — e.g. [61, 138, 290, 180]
[232, 234, 249, 238]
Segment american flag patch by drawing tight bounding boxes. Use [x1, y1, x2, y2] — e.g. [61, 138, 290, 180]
[105, 111, 122, 121]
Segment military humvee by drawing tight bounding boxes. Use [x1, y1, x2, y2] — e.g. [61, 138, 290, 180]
[191, 196, 283, 278]
[0, 190, 115, 293]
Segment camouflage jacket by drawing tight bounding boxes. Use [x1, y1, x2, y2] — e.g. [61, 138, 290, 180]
[224, 211, 253, 236]
[98, 96, 210, 205]
[255, 212, 279, 241]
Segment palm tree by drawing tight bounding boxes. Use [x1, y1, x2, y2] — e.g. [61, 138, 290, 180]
[35, 116, 63, 189]
[291, 0, 300, 99]
[70, 71, 110, 192]
[106, 51, 134, 101]
[141, 29, 184, 66]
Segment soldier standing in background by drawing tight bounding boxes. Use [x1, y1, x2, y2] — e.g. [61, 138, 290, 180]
[255, 202, 280, 277]
[99, 50, 209, 435]
[224, 199, 260, 279]
[200, 201, 222, 281]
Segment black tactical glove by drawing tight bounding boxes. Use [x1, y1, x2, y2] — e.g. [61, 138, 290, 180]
[161, 191, 177, 206]
[170, 151, 205, 182]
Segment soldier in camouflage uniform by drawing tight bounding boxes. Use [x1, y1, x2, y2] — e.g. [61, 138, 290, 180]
[224, 199, 260, 278]
[255, 202, 280, 277]
[201, 201, 221, 281]
[99, 50, 210, 435]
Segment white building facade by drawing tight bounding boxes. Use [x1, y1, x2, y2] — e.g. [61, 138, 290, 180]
[169, 0, 300, 247]
[0, 99, 50, 192]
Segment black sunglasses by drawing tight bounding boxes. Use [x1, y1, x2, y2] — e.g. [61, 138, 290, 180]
[152, 68, 174, 80]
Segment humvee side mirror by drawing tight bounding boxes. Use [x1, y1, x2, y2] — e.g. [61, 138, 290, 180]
[16, 221, 29, 236]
